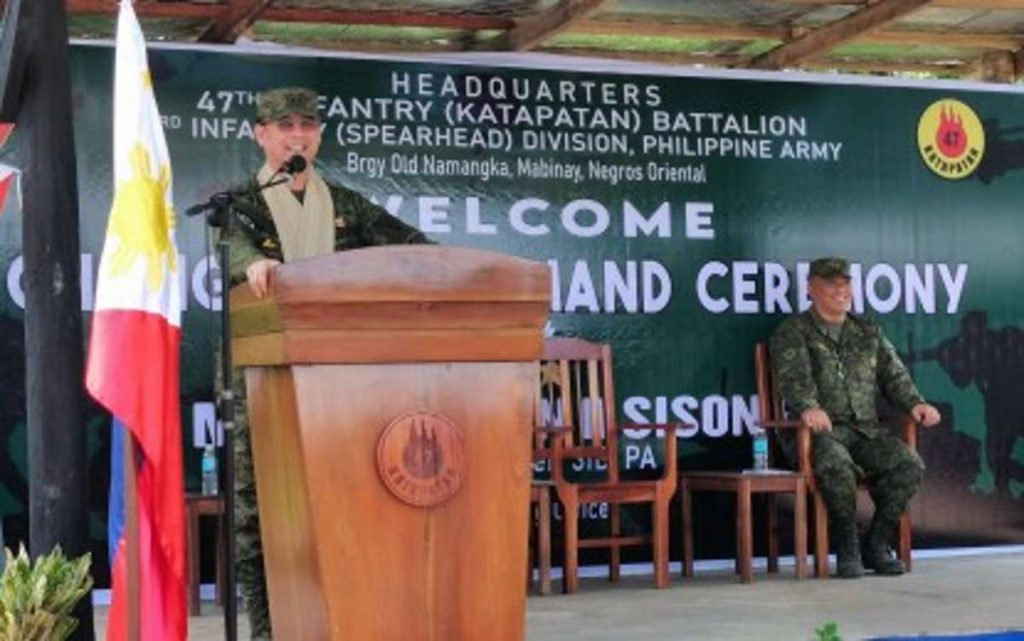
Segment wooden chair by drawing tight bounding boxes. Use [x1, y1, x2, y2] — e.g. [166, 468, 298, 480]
[527, 481, 552, 595]
[528, 399, 555, 596]
[677, 343, 810, 583]
[535, 337, 681, 593]
[185, 493, 225, 616]
[528, 355, 567, 596]
[754, 342, 917, 577]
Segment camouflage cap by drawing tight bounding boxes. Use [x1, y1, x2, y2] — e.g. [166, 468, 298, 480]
[809, 257, 851, 280]
[255, 87, 320, 122]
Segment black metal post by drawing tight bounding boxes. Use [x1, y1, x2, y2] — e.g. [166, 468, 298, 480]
[3, 1, 93, 639]
[218, 215, 238, 641]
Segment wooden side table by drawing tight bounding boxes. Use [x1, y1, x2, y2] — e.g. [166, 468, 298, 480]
[186, 493, 225, 616]
[679, 471, 808, 583]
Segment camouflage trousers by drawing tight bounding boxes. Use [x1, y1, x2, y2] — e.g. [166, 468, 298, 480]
[233, 371, 273, 640]
[810, 422, 925, 534]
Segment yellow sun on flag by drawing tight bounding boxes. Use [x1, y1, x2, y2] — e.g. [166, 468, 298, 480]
[107, 141, 177, 292]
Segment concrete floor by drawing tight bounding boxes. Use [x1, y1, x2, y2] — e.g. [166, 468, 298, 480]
[94, 548, 1024, 640]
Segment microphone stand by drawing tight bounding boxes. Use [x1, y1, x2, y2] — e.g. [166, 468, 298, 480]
[217, 198, 239, 641]
[186, 171, 291, 641]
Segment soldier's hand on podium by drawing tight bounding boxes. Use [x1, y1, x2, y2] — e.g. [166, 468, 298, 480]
[246, 258, 281, 299]
[910, 403, 941, 428]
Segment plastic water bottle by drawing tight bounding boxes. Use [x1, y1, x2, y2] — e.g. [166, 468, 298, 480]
[752, 431, 769, 471]
[201, 445, 218, 496]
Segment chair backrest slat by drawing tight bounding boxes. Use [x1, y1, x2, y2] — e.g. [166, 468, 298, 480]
[559, 359, 575, 445]
[540, 337, 618, 478]
[755, 343, 772, 421]
[587, 358, 605, 443]
[756, 342, 789, 421]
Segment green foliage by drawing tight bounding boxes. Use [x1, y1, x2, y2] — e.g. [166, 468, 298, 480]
[815, 621, 843, 641]
[0, 545, 93, 641]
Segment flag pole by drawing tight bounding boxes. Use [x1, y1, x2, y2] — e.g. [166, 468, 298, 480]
[124, 433, 141, 641]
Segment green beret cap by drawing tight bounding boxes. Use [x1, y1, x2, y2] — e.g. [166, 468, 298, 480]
[255, 87, 320, 122]
[809, 257, 851, 279]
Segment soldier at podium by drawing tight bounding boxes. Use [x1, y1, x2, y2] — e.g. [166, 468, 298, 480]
[221, 86, 429, 639]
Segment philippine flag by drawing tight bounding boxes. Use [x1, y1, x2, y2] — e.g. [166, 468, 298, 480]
[85, 2, 186, 640]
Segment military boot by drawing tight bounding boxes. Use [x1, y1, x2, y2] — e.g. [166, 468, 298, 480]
[833, 522, 863, 579]
[862, 516, 904, 576]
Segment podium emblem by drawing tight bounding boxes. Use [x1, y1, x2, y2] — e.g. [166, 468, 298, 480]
[377, 412, 464, 507]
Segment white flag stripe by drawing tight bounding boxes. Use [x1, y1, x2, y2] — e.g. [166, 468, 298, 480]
[93, 1, 181, 326]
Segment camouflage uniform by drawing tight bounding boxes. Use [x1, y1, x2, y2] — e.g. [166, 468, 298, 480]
[220, 179, 428, 639]
[770, 308, 925, 576]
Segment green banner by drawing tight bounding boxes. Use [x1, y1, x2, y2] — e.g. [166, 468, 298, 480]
[1, 43, 1022, 580]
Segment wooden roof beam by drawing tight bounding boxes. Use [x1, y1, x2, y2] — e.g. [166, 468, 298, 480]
[574, 18, 1024, 50]
[543, 46, 970, 76]
[197, 0, 274, 44]
[971, 49, 1022, 82]
[749, 0, 936, 70]
[803, 55, 969, 74]
[536, 47, 747, 66]
[573, 19, 787, 41]
[475, 0, 606, 51]
[784, 0, 1024, 8]
[58, 1, 511, 30]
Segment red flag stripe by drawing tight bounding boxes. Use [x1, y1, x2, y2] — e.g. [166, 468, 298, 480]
[87, 310, 186, 640]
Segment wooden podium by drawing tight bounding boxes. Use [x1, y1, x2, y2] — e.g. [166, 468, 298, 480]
[230, 245, 550, 641]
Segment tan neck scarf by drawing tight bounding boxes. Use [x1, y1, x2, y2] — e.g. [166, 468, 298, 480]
[257, 163, 334, 262]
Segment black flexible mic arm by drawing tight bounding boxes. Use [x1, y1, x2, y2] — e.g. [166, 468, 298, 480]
[184, 159, 303, 221]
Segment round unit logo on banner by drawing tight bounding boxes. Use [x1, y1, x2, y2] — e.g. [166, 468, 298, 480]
[377, 412, 464, 507]
[917, 99, 985, 180]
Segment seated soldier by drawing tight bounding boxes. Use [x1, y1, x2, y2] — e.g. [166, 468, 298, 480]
[770, 257, 941, 578]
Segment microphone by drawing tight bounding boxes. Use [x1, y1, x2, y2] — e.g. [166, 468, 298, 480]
[278, 154, 307, 176]
[185, 201, 213, 218]
[205, 196, 263, 229]
[185, 190, 236, 218]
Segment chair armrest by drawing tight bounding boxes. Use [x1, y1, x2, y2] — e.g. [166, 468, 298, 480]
[899, 415, 919, 451]
[535, 425, 573, 483]
[755, 418, 814, 476]
[756, 419, 804, 430]
[532, 425, 572, 463]
[616, 422, 687, 437]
